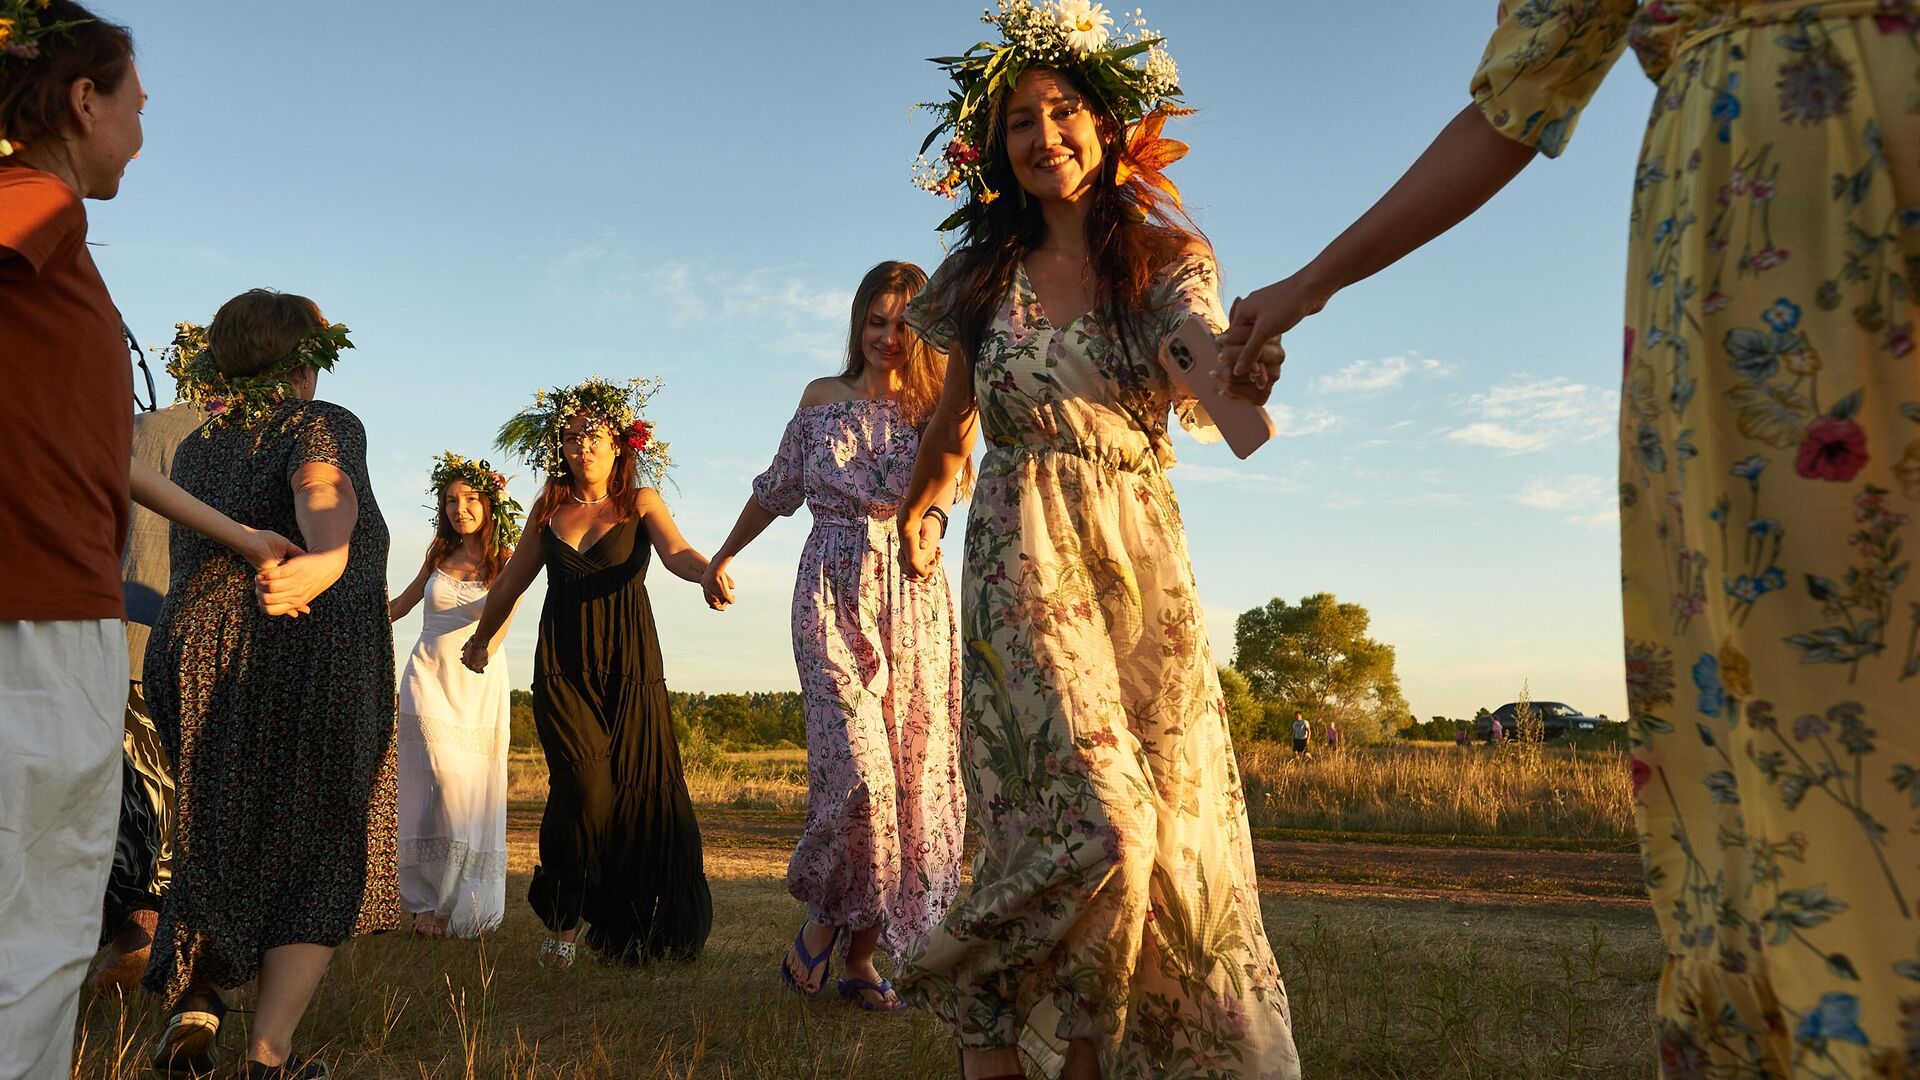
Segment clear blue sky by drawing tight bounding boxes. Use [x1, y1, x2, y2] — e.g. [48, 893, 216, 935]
[91, 2, 1654, 722]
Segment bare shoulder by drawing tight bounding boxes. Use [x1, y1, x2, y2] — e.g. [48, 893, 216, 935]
[633, 486, 668, 515]
[798, 376, 855, 409]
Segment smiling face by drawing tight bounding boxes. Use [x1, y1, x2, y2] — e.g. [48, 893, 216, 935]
[860, 291, 912, 375]
[1002, 67, 1106, 205]
[560, 415, 619, 489]
[441, 480, 489, 538]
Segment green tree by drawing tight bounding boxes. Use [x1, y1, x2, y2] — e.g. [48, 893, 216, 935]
[1231, 592, 1411, 742]
[509, 689, 537, 749]
[1217, 665, 1267, 744]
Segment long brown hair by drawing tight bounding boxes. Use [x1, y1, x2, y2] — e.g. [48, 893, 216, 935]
[0, 1, 134, 152]
[843, 261, 974, 495]
[945, 66, 1207, 373]
[427, 482, 510, 585]
[526, 429, 641, 534]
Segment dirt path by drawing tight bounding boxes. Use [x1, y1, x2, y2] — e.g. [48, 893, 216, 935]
[507, 804, 1650, 916]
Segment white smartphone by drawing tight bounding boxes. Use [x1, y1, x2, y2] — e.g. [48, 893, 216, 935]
[1158, 317, 1276, 460]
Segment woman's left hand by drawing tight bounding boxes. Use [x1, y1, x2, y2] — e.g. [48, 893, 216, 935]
[255, 547, 350, 617]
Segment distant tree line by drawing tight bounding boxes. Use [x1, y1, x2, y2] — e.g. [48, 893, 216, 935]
[509, 688, 806, 752]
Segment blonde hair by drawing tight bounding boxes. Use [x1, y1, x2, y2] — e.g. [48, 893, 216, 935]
[207, 289, 325, 377]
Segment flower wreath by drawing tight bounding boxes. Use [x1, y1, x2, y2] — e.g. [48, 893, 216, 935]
[912, 0, 1189, 232]
[428, 451, 523, 552]
[164, 320, 354, 433]
[494, 375, 674, 491]
[0, 0, 92, 157]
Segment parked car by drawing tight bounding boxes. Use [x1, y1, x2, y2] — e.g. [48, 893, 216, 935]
[1476, 701, 1607, 742]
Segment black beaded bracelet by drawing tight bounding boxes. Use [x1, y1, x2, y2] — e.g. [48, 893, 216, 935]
[923, 505, 949, 538]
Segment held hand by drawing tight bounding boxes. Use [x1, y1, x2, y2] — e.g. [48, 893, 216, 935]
[1215, 273, 1329, 385]
[901, 514, 941, 581]
[254, 547, 349, 618]
[235, 527, 305, 571]
[1212, 346, 1278, 406]
[700, 557, 736, 611]
[461, 634, 492, 673]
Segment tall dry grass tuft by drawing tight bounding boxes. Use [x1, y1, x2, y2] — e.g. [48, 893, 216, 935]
[1239, 741, 1634, 843]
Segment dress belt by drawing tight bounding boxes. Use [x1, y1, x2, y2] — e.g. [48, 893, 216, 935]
[1675, 0, 1891, 57]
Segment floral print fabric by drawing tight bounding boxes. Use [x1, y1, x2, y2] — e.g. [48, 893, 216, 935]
[1476, 3, 1920, 1074]
[895, 255, 1300, 1079]
[753, 400, 966, 955]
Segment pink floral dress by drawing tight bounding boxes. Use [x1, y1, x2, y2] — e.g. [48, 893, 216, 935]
[752, 399, 966, 955]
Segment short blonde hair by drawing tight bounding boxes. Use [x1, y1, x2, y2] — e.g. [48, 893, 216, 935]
[207, 289, 325, 377]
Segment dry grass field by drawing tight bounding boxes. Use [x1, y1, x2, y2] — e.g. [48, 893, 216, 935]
[73, 745, 1658, 1079]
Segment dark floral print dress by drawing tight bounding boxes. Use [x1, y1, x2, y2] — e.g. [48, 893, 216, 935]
[142, 399, 398, 1005]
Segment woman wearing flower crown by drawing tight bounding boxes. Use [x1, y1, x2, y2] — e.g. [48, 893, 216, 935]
[464, 377, 715, 967]
[700, 261, 970, 1012]
[388, 454, 524, 940]
[891, 4, 1299, 1078]
[143, 289, 397, 1080]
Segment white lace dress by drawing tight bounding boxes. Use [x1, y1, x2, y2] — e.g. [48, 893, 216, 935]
[396, 569, 510, 937]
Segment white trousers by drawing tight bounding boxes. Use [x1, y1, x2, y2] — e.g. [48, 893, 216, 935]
[0, 620, 125, 1080]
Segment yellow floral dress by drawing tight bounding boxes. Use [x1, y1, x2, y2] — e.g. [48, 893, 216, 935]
[895, 254, 1300, 1079]
[1474, 2, 1920, 1074]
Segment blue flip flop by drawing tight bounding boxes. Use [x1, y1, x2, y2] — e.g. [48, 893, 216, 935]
[837, 975, 907, 1012]
[777, 924, 843, 996]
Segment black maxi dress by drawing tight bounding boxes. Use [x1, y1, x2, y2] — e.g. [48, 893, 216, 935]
[529, 515, 711, 961]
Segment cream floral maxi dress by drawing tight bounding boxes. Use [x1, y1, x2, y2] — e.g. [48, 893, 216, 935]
[1475, 2, 1920, 1074]
[896, 254, 1301, 1080]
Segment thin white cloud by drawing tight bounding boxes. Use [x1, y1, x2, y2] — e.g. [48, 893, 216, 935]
[1445, 376, 1617, 455]
[1311, 353, 1451, 394]
[1176, 463, 1297, 489]
[1513, 473, 1618, 529]
[1270, 405, 1340, 437]
[1389, 492, 1470, 507]
[655, 262, 852, 330]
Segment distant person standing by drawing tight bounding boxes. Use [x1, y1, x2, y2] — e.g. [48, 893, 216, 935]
[1454, 727, 1470, 750]
[1325, 721, 1340, 753]
[1292, 712, 1309, 757]
[1487, 715, 1503, 747]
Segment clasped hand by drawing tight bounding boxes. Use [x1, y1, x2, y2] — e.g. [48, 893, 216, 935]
[700, 558, 737, 611]
[254, 546, 349, 619]
[1210, 274, 1327, 401]
[900, 514, 943, 581]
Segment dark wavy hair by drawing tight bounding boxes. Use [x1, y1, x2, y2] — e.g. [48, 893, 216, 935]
[942, 65, 1207, 372]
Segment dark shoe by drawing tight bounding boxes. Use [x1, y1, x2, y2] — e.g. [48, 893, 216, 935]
[150, 992, 225, 1077]
[240, 1055, 329, 1079]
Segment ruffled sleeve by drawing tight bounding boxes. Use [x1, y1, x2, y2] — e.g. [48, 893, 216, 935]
[904, 253, 966, 354]
[1146, 251, 1228, 445]
[751, 409, 810, 517]
[1470, 0, 1635, 159]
